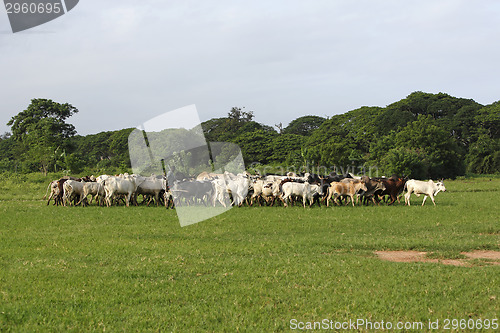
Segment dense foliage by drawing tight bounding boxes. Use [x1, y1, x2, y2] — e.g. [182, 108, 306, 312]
[1, 92, 499, 178]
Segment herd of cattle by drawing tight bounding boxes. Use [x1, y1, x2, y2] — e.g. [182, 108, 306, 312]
[43, 171, 447, 208]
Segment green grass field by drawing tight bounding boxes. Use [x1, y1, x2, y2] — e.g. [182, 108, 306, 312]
[0, 175, 499, 331]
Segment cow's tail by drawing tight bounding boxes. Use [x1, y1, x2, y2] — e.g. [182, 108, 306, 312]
[42, 182, 52, 200]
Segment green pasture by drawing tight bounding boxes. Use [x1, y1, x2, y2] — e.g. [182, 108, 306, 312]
[0, 174, 499, 331]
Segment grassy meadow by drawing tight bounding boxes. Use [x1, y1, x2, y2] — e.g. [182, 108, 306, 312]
[0, 174, 499, 331]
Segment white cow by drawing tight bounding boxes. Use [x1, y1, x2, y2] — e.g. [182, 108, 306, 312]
[78, 182, 105, 206]
[249, 179, 280, 206]
[249, 179, 265, 206]
[63, 180, 85, 206]
[135, 177, 165, 206]
[281, 182, 323, 208]
[404, 179, 446, 206]
[212, 178, 229, 207]
[96, 175, 111, 183]
[261, 180, 281, 206]
[225, 175, 250, 207]
[103, 176, 137, 207]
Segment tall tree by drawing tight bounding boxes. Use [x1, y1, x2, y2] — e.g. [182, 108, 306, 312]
[283, 115, 326, 136]
[387, 115, 464, 179]
[7, 99, 79, 174]
[227, 107, 254, 123]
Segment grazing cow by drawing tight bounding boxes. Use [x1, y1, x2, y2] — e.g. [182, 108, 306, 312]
[279, 178, 306, 205]
[103, 176, 137, 207]
[54, 177, 78, 206]
[326, 181, 367, 207]
[250, 179, 281, 206]
[249, 179, 265, 206]
[63, 180, 86, 206]
[225, 175, 250, 207]
[135, 177, 164, 206]
[282, 182, 323, 208]
[380, 177, 408, 205]
[79, 182, 105, 206]
[404, 179, 447, 206]
[262, 180, 282, 206]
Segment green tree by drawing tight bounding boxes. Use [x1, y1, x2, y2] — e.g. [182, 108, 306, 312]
[380, 147, 427, 179]
[392, 115, 464, 178]
[475, 102, 500, 139]
[268, 134, 305, 165]
[283, 116, 326, 136]
[228, 106, 254, 123]
[202, 107, 266, 143]
[234, 130, 276, 165]
[466, 134, 500, 174]
[8, 99, 78, 140]
[7, 99, 78, 174]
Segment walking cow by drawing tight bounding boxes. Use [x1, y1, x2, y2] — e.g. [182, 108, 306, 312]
[404, 179, 446, 206]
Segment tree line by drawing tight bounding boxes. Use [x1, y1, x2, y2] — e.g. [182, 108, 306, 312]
[1, 92, 499, 179]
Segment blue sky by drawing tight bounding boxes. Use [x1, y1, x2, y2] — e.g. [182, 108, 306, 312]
[1, 0, 499, 135]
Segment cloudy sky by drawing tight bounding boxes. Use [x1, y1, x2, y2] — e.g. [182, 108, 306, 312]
[1, 0, 499, 135]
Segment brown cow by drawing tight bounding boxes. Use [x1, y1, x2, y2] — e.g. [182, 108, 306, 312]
[54, 176, 93, 206]
[380, 176, 408, 205]
[326, 180, 367, 207]
[54, 177, 76, 206]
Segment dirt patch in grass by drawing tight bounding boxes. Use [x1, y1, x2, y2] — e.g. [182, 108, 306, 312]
[375, 250, 500, 266]
[462, 250, 500, 261]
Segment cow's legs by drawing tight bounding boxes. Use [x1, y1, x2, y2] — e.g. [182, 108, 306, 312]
[76, 194, 85, 206]
[422, 195, 428, 206]
[404, 192, 409, 206]
[430, 195, 436, 206]
[326, 192, 332, 207]
[126, 192, 133, 207]
[46, 190, 56, 205]
[333, 194, 340, 206]
[387, 194, 397, 205]
[106, 192, 113, 207]
[282, 195, 289, 207]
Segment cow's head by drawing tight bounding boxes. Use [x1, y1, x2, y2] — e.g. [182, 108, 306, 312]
[436, 181, 446, 192]
[313, 184, 324, 196]
[376, 181, 386, 192]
